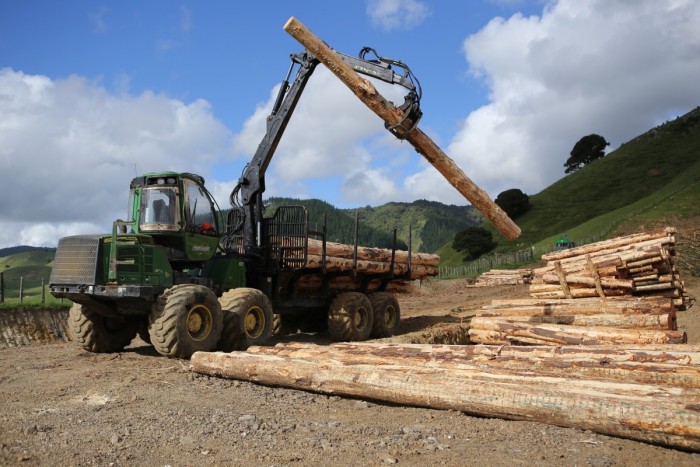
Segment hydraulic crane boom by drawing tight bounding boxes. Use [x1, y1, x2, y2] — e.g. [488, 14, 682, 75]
[228, 48, 423, 255]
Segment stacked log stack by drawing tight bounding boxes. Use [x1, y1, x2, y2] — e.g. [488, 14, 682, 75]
[469, 228, 694, 346]
[529, 227, 692, 309]
[191, 342, 700, 451]
[472, 268, 533, 286]
[285, 238, 439, 293]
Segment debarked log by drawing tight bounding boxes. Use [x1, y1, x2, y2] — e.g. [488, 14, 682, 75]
[306, 238, 439, 266]
[191, 347, 700, 451]
[474, 312, 676, 330]
[283, 17, 521, 240]
[253, 342, 700, 388]
[303, 254, 437, 279]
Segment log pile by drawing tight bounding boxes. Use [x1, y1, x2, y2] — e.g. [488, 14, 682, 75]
[297, 238, 439, 282]
[191, 342, 700, 451]
[472, 268, 533, 286]
[529, 228, 693, 310]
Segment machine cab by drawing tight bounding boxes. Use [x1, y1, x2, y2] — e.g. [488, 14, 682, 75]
[129, 172, 220, 265]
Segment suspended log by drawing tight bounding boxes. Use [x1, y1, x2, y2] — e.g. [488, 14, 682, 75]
[191, 345, 700, 451]
[469, 319, 687, 345]
[283, 17, 521, 240]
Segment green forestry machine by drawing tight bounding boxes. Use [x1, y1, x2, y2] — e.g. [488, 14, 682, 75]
[49, 47, 423, 358]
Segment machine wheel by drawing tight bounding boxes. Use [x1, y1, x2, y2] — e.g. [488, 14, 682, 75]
[148, 284, 223, 359]
[218, 288, 273, 351]
[327, 292, 373, 342]
[369, 292, 401, 338]
[68, 303, 137, 353]
[272, 313, 297, 337]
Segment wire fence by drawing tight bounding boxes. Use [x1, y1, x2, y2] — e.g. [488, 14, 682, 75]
[0, 273, 54, 304]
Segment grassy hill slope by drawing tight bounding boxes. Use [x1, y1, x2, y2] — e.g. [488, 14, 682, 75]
[437, 107, 700, 266]
[503, 106, 700, 248]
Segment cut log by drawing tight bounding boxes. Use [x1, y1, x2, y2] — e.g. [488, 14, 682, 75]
[468, 319, 687, 345]
[303, 254, 437, 279]
[306, 238, 439, 266]
[480, 297, 675, 316]
[479, 312, 676, 330]
[261, 342, 700, 387]
[283, 17, 520, 240]
[191, 345, 700, 451]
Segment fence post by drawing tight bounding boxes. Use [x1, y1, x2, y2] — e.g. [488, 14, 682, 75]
[19, 276, 23, 303]
[42, 278, 46, 304]
[0, 271, 3, 303]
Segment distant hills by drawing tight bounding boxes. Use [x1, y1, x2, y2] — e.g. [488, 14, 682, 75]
[265, 197, 479, 253]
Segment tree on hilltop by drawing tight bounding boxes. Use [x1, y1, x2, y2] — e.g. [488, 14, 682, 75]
[564, 134, 610, 174]
[495, 188, 531, 220]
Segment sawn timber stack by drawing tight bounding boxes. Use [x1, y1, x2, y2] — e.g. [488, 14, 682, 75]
[191, 342, 700, 452]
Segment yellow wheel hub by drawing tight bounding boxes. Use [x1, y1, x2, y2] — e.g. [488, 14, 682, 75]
[244, 306, 265, 338]
[186, 304, 213, 341]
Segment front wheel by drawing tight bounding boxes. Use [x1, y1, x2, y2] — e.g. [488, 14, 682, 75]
[68, 303, 137, 353]
[148, 285, 222, 359]
[218, 288, 273, 351]
[327, 292, 373, 342]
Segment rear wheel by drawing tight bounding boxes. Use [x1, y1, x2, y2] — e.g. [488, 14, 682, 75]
[369, 292, 401, 338]
[148, 284, 222, 359]
[327, 292, 373, 342]
[218, 288, 273, 351]
[68, 303, 137, 353]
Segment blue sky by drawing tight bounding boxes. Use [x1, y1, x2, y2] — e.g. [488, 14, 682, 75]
[1, 0, 699, 248]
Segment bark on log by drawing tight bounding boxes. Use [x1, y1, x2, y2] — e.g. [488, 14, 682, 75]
[256, 342, 700, 388]
[303, 254, 437, 279]
[314, 342, 700, 387]
[191, 346, 700, 451]
[469, 319, 687, 345]
[541, 228, 675, 262]
[478, 312, 676, 330]
[283, 17, 521, 240]
[479, 297, 675, 316]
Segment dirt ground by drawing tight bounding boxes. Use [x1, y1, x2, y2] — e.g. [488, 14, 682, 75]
[1, 277, 699, 466]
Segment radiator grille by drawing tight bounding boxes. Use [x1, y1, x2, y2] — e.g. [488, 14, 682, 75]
[49, 235, 101, 285]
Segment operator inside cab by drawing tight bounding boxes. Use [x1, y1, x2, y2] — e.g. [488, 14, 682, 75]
[139, 178, 181, 232]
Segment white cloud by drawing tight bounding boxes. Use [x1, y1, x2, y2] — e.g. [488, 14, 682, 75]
[409, 0, 700, 201]
[0, 68, 232, 249]
[230, 66, 408, 202]
[366, 0, 431, 31]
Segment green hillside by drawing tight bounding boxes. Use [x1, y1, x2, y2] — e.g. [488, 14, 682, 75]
[500, 106, 700, 248]
[438, 106, 700, 267]
[265, 197, 477, 253]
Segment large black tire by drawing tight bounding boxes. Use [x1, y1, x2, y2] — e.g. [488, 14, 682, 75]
[369, 292, 401, 338]
[218, 288, 273, 351]
[148, 284, 223, 359]
[68, 303, 137, 353]
[327, 292, 374, 342]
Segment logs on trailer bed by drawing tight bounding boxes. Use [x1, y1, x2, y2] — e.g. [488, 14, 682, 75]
[191, 342, 700, 451]
[283, 17, 521, 240]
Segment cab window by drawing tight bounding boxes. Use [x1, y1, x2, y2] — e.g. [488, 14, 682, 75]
[140, 187, 181, 231]
[185, 180, 217, 235]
